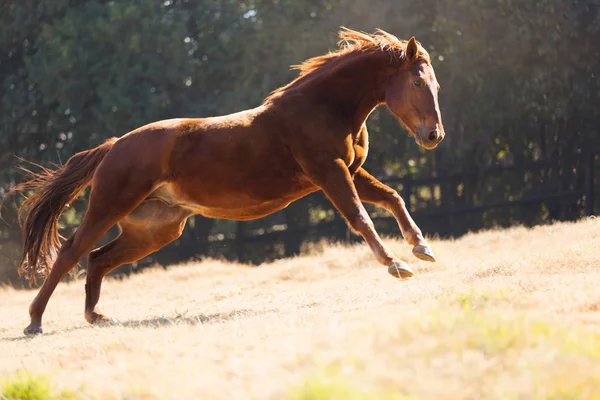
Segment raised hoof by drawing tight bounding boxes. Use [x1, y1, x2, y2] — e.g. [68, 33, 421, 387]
[412, 244, 436, 262]
[24, 325, 43, 336]
[388, 261, 414, 279]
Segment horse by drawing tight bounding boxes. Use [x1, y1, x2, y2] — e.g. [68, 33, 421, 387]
[10, 28, 444, 335]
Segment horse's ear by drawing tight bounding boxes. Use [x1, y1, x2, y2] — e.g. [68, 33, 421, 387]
[406, 37, 419, 61]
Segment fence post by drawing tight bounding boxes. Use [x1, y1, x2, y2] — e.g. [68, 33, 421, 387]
[585, 151, 595, 216]
[235, 221, 245, 261]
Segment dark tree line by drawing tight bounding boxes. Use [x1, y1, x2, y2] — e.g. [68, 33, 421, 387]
[1, 0, 599, 285]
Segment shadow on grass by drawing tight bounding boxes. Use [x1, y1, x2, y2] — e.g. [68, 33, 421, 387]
[119, 308, 281, 328]
[2, 307, 283, 341]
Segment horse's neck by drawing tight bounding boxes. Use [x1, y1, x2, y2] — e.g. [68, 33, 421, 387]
[306, 52, 390, 131]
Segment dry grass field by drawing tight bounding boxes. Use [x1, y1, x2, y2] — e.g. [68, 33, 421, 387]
[1, 218, 600, 399]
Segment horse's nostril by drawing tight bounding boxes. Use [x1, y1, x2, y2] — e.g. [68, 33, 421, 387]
[428, 130, 438, 142]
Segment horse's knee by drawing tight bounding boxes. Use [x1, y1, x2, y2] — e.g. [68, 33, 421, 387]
[387, 189, 406, 210]
[348, 210, 374, 234]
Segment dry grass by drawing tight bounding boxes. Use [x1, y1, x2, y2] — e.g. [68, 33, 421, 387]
[1, 218, 600, 399]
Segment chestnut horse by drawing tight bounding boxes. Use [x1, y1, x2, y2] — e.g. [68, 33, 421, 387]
[12, 28, 444, 335]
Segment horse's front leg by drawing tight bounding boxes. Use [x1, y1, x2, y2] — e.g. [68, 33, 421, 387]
[302, 158, 413, 278]
[352, 168, 435, 263]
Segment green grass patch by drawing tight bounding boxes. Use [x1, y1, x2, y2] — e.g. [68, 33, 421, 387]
[1, 372, 79, 400]
[0, 371, 162, 400]
[410, 303, 600, 356]
[289, 369, 416, 400]
[452, 288, 513, 311]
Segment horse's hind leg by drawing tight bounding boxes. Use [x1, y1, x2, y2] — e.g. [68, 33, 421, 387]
[25, 175, 157, 335]
[84, 200, 190, 324]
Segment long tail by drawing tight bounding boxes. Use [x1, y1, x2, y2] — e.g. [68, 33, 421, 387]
[10, 137, 117, 285]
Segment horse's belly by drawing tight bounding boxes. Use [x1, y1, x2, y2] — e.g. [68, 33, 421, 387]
[189, 198, 304, 220]
[148, 176, 317, 221]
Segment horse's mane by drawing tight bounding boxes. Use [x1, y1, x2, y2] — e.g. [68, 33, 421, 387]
[265, 28, 430, 102]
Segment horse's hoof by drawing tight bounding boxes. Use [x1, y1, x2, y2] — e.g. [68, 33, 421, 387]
[388, 261, 414, 279]
[24, 325, 43, 336]
[413, 244, 436, 262]
[94, 316, 119, 326]
[97, 316, 119, 326]
[86, 312, 118, 326]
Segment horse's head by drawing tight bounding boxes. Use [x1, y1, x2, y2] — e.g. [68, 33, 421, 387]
[385, 37, 444, 150]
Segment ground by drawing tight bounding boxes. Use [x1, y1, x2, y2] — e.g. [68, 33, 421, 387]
[1, 218, 600, 399]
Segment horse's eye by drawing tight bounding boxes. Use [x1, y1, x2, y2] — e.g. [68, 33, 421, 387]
[413, 80, 423, 88]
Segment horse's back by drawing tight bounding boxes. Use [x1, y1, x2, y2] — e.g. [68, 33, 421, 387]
[167, 110, 315, 210]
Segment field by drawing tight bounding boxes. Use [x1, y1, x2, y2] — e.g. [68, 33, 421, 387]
[1, 218, 600, 399]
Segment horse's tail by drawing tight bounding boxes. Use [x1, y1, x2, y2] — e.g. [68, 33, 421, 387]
[11, 137, 118, 285]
